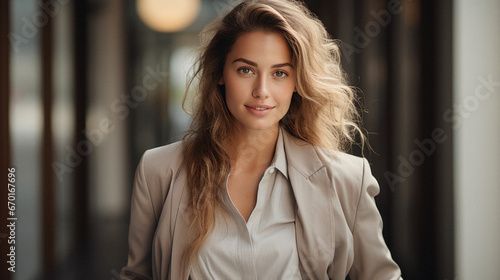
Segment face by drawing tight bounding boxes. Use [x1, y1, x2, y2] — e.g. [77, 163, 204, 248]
[220, 31, 296, 133]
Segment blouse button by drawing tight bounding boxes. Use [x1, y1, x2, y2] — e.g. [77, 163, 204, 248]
[269, 168, 275, 174]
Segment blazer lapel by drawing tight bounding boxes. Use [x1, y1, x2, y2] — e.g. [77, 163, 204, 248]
[282, 130, 335, 280]
[170, 183, 192, 280]
[157, 165, 193, 280]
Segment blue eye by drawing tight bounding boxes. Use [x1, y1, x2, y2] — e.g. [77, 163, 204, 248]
[274, 71, 288, 78]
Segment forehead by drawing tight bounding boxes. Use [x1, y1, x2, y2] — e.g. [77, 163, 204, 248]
[226, 31, 292, 64]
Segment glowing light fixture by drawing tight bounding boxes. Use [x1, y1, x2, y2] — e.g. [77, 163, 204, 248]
[137, 0, 201, 33]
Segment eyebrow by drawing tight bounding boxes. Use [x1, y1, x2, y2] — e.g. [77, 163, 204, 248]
[232, 58, 294, 69]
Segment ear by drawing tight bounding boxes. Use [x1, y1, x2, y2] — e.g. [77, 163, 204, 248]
[218, 77, 224, 85]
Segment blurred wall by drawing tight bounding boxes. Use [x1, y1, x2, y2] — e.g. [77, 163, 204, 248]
[87, 0, 128, 219]
[454, 0, 500, 279]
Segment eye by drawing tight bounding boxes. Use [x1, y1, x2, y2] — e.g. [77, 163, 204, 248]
[238, 67, 254, 75]
[274, 71, 288, 78]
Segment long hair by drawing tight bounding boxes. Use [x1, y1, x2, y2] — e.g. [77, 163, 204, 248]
[181, 0, 364, 274]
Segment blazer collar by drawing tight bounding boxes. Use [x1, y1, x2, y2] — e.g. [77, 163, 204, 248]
[281, 129, 325, 178]
[272, 126, 288, 179]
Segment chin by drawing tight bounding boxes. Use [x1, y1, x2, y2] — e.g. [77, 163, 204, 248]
[235, 120, 279, 132]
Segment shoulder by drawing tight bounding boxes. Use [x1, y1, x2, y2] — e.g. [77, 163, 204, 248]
[282, 129, 377, 199]
[312, 147, 381, 232]
[315, 147, 367, 186]
[141, 141, 184, 172]
[282, 130, 382, 231]
[316, 146, 379, 196]
[131, 141, 186, 218]
[282, 128, 368, 183]
[137, 141, 186, 188]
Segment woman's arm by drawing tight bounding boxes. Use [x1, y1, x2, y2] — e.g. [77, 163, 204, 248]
[120, 152, 158, 280]
[349, 159, 402, 280]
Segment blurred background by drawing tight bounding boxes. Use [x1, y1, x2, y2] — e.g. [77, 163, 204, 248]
[1, 0, 499, 279]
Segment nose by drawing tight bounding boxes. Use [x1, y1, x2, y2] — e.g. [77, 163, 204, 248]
[252, 75, 269, 99]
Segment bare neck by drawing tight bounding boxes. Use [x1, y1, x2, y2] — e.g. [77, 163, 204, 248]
[229, 126, 279, 175]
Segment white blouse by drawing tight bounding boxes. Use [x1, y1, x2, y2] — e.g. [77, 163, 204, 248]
[189, 129, 302, 280]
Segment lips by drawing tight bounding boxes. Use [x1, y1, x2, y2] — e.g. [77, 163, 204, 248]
[245, 104, 274, 109]
[245, 104, 275, 116]
[248, 106, 269, 110]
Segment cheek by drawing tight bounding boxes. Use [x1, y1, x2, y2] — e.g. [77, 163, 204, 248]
[281, 75, 296, 105]
[282, 93, 294, 112]
[223, 82, 246, 114]
[224, 82, 241, 104]
[223, 75, 254, 105]
[279, 85, 295, 108]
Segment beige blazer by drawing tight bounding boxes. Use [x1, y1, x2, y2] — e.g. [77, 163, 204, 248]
[120, 129, 402, 280]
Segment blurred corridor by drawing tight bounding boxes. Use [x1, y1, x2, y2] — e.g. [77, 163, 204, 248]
[1, 0, 499, 279]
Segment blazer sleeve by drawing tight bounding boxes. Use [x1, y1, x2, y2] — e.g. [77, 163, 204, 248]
[120, 152, 157, 280]
[348, 158, 403, 280]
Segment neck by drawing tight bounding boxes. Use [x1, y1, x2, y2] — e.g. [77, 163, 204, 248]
[229, 125, 279, 174]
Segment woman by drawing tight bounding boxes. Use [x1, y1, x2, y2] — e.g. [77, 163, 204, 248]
[121, 0, 402, 279]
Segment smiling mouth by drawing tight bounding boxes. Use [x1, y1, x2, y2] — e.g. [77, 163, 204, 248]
[244, 105, 275, 116]
[245, 105, 274, 110]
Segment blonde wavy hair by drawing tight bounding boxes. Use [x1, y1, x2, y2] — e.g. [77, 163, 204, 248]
[181, 0, 364, 275]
